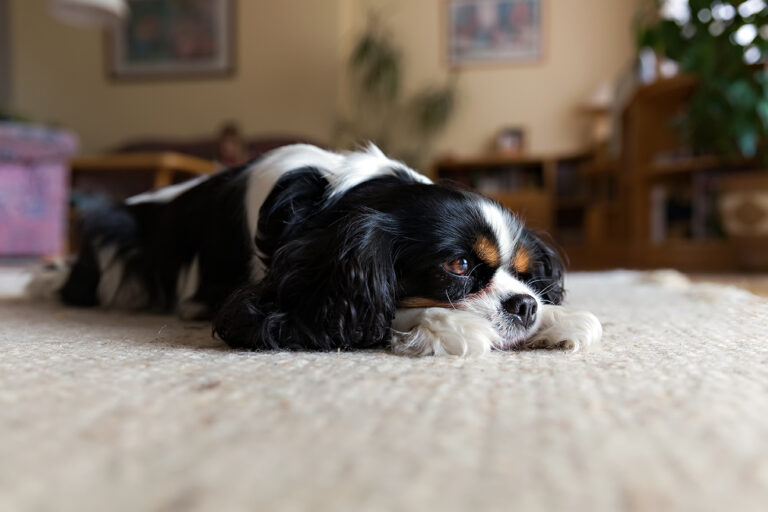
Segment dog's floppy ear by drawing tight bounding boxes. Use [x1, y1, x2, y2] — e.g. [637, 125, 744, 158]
[213, 209, 397, 351]
[522, 229, 565, 305]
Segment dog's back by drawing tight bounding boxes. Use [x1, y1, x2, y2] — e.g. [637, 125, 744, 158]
[31, 144, 427, 320]
[57, 162, 253, 318]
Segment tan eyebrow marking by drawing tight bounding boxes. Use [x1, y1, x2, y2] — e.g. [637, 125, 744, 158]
[473, 236, 500, 267]
[398, 297, 453, 309]
[513, 246, 531, 274]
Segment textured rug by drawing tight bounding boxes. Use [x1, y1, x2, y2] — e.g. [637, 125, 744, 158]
[1, 269, 767, 512]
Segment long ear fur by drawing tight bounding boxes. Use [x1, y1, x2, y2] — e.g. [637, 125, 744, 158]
[213, 209, 397, 351]
[523, 230, 565, 305]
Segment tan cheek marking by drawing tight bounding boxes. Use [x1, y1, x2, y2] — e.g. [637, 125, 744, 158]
[513, 247, 531, 274]
[473, 236, 500, 267]
[398, 297, 453, 309]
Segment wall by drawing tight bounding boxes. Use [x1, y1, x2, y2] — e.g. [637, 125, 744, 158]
[8, 0, 640, 157]
[9, 0, 341, 152]
[0, 0, 10, 107]
[340, 0, 640, 157]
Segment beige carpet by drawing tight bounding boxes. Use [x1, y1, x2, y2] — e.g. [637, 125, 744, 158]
[1, 269, 767, 512]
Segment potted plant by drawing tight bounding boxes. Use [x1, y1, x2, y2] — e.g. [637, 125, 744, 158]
[637, 0, 768, 269]
[334, 15, 458, 169]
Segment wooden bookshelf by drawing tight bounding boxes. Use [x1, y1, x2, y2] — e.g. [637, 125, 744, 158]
[486, 190, 552, 231]
[644, 155, 755, 179]
[434, 153, 588, 235]
[620, 75, 746, 271]
[432, 77, 755, 271]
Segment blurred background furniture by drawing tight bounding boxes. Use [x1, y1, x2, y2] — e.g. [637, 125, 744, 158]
[113, 135, 321, 164]
[72, 151, 217, 193]
[0, 122, 78, 257]
[67, 135, 320, 252]
[68, 151, 218, 251]
[434, 153, 588, 236]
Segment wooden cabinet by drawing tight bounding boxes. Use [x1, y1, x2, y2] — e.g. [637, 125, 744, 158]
[619, 75, 759, 271]
[433, 76, 760, 271]
[434, 153, 589, 236]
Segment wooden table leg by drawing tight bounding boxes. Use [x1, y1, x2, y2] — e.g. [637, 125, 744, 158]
[153, 168, 173, 189]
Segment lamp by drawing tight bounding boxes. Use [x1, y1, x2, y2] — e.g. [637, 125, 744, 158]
[48, 0, 128, 28]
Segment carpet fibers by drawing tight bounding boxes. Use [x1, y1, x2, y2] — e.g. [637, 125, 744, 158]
[1, 270, 767, 512]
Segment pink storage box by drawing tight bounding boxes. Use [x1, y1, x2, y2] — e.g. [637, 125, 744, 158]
[0, 122, 78, 256]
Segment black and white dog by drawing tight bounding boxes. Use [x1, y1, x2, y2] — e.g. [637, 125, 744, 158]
[32, 144, 601, 356]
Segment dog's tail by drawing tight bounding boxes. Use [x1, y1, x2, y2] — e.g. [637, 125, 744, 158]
[27, 198, 150, 309]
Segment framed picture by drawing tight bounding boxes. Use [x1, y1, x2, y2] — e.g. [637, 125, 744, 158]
[106, 0, 235, 80]
[446, 0, 544, 67]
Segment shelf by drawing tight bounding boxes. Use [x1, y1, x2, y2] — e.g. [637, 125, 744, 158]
[581, 158, 620, 177]
[632, 74, 698, 102]
[556, 196, 590, 209]
[484, 190, 551, 231]
[562, 239, 736, 271]
[434, 151, 587, 170]
[643, 155, 755, 178]
[638, 239, 736, 271]
[71, 152, 218, 175]
[484, 189, 549, 203]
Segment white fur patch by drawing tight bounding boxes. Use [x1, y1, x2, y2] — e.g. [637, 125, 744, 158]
[390, 308, 501, 357]
[25, 260, 70, 300]
[176, 255, 205, 319]
[126, 174, 210, 205]
[324, 143, 431, 200]
[479, 200, 520, 263]
[176, 255, 200, 304]
[524, 305, 602, 352]
[96, 245, 122, 306]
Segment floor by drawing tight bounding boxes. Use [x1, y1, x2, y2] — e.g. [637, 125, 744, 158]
[691, 274, 768, 298]
[1, 269, 767, 511]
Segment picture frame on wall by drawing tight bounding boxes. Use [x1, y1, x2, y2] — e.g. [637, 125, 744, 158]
[446, 0, 544, 67]
[106, 0, 235, 80]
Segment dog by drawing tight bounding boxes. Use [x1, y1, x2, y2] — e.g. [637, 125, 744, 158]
[32, 144, 601, 356]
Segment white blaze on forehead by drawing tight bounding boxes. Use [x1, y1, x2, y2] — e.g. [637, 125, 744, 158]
[491, 268, 537, 298]
[479, 200, 520, 263]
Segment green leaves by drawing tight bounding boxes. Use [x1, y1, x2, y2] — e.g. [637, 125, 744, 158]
[337, 15, 458, 167]
[350, 32, 401, 103]
[637, 0, 768, 160]
[409, 84, 457, 136]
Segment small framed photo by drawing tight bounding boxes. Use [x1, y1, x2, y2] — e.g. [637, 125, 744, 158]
[446, 0, 544, 67]
[107, 0, 235, 81]
[495, 127, 526, 154]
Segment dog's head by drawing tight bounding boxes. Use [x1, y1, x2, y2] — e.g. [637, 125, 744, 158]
[214, 177, 564, 351]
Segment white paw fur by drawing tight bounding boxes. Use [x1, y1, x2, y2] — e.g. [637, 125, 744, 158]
[25, 260, 70, 300]
[390, 308, 501, 357]
[524, 304, 602, 352]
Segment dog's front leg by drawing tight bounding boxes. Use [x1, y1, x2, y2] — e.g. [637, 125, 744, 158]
[390, 308, 501, 357]
[524, 304, 602, 352]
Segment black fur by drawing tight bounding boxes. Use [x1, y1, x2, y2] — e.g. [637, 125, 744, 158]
[517, 229, 565, 305]
[62, 162, 255, 316]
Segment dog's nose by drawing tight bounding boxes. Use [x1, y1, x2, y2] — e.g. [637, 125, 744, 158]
[502, 294, 537, 328]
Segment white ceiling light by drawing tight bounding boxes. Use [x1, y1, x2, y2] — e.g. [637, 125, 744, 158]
[49, 0, 128, 28]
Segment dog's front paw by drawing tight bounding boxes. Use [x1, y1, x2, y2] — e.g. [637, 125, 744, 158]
[524, 305, 602, 352]
[390, 308, 501, 357]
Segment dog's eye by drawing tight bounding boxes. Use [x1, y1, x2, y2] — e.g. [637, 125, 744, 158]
[442, 257, 469, 276]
